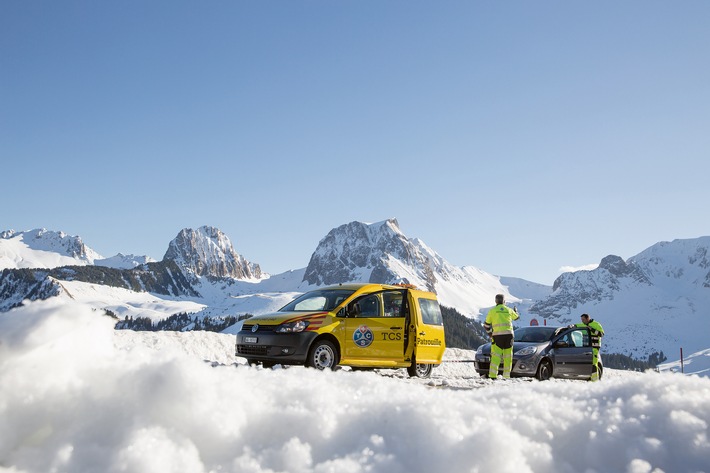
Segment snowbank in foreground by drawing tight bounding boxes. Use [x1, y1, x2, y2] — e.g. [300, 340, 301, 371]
[1, 300, 709, 473]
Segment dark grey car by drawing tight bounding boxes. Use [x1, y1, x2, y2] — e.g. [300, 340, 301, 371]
[474, 326, 603, 381]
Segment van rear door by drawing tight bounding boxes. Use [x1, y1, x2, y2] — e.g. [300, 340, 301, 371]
[412, 295, 445, 363]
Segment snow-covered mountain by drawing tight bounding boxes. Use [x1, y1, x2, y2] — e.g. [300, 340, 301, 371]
[301, 219, 546, 318]
[94, 253, 156, 269]
[0, 228, 156, 271]
[164, 226, 263, 280]
[3, 221, 710, 365]
[530, 236, 710, 359]
[0, 228, 103, 269]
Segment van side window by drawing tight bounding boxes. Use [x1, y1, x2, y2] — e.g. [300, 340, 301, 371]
[355, 294, 381, 318]
[383, 290, 405, 317]
[418, 298, 443, 325]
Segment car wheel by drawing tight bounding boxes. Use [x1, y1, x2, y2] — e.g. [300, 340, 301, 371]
[407, 358, 433, 378]
[307, 340, 339, 370]
[536, 359, 552, 381]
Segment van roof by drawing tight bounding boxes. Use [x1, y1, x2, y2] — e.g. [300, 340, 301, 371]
[319, 282, 436, 297]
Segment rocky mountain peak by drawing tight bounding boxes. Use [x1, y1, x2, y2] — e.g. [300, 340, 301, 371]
[302, 218, 435, 289]
[163, 226, 262, 280]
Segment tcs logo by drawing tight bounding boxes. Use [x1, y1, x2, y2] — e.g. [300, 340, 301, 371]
[353, 325, 374, 348]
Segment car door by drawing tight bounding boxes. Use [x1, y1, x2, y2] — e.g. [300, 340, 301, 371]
[342, 291, 407, 363]
[552, 328, 594, 376]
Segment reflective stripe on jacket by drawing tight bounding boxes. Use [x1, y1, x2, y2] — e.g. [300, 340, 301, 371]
[485, 304, 520, 336]
[576, 319, 604, 348]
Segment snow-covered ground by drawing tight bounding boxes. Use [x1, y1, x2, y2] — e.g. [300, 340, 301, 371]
[1, 300, 709, 473]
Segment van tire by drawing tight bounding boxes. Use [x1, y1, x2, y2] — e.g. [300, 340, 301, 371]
[407, 358, 433, 378]
[307, 340, 339, 370]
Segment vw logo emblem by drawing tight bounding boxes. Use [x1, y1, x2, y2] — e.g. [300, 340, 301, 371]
[251, 324, 259, 333]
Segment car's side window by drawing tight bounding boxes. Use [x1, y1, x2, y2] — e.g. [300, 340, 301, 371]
[568, 329, 590, 347]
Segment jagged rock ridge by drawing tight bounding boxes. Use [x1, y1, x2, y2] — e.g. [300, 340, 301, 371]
[303, 219, 436, 291]
[163, 226, 262, 280]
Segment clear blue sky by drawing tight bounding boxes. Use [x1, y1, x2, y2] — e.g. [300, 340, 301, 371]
[2, 1, 709, 285]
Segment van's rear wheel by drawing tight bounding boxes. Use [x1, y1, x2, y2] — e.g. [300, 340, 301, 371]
[307, 340, 339, 370]
[407, 358, 433, 378]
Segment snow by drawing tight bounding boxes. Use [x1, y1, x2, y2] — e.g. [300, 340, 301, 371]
[2, 300, 710, 473]
[94, 253, 156, 269]
[658, 348, 710, 377]
[55, 279, 206, 322]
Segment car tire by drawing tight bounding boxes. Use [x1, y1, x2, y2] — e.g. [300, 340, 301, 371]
[307, 339, 339, 370]
[407, 358, 433, 378]
[536, 359, 552, 381]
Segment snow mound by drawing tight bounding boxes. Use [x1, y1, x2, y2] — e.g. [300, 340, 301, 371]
[1, 300, 709, 473]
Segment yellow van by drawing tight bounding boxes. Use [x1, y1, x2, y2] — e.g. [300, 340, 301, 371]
[236, 283, 445, 377]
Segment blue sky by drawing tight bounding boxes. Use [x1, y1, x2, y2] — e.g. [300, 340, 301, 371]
[2, 1, 709, 285]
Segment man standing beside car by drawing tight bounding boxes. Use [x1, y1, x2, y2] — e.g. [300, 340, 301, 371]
[572, 313, 605, 382]
[484, 294, 519, 379]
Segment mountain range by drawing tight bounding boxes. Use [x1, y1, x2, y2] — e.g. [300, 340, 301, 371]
[1, 220, 708, 360]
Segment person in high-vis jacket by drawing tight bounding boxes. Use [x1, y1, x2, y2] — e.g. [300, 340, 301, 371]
[573, 313, 605, 382]
[484, 294, 519, 379]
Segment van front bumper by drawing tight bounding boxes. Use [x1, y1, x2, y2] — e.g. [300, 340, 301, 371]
[236, 330, 318, 364]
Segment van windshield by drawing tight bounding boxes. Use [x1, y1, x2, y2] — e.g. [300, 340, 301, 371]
[279, 289, 355, 312]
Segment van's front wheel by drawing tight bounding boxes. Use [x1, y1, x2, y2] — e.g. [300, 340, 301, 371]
[307, 340, 339, 370]
[407, 359, 433, 378]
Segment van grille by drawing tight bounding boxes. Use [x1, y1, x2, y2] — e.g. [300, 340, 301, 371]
[238, 345, 268, 356]
[242, 324, 274, 333]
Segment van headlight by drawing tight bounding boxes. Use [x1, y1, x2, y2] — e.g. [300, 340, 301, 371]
[515, 346, 537, 357]
[275, 320, 309, 333]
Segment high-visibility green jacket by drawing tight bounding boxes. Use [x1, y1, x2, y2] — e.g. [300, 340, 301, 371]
[576, 319, 604, 348]
[484, 304, 520, 336]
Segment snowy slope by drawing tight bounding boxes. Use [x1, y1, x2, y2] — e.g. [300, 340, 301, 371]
[94, 253, 156, 269]
[658, 348, 710, 377]
[1, 299, 709, 473]
[54, 279, 206, 322]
